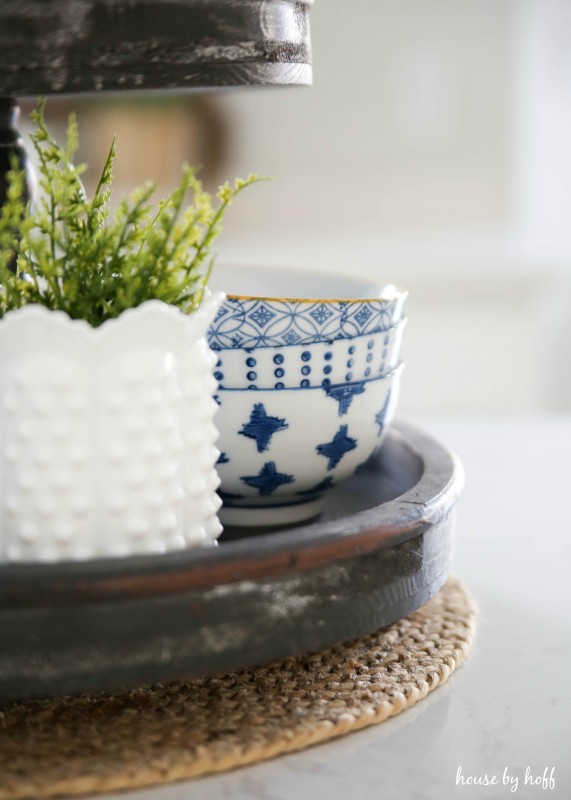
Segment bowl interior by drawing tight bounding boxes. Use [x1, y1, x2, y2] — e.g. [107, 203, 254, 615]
[210, 264, 402, 302]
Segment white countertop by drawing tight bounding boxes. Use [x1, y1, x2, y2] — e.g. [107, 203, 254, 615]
[99, 415, 571, 800]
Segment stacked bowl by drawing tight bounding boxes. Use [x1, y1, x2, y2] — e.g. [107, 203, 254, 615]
[208, 266, 407, 526]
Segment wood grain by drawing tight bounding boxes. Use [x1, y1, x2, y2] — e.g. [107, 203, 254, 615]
[0, 0, 313, 95]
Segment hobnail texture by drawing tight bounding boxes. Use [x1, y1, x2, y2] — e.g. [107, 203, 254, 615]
[0, 296, 223, 562]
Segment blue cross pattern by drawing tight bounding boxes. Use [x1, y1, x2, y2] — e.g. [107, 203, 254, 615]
[324, 380, 366, 416]
[239, 403, 289, 452]
[241, 461, 295, 495]
[316, 425, 357, 470]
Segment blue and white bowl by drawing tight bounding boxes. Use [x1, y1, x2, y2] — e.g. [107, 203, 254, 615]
[215, 364, 403, 527]
[208, 266, 407, 526]
[208, 265, 407, 350]
[213, 319, 407, 390]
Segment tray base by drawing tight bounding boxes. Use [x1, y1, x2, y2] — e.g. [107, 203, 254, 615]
[0, 579, 476, 799]
[0, 421, 463, 700]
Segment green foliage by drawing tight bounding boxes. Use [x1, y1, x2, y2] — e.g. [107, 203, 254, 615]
[0, 101, 259, 326]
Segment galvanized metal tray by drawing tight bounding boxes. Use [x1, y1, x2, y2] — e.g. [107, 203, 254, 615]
[0, 421, 463, 701]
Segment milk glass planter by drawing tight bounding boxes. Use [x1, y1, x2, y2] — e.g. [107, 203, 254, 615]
[0, 294, 223, 562]
[0, 102, 258, 562]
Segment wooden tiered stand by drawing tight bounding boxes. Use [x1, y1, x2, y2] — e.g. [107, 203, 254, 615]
[0, 2, 463, 701]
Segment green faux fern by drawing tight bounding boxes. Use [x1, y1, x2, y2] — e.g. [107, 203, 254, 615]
[0, 102, 258, 327]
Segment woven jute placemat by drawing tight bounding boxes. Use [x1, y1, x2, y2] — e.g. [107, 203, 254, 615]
[0, 577, 476, 800]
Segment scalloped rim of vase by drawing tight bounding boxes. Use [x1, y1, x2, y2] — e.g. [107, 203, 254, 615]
[0, 294, 225, 563]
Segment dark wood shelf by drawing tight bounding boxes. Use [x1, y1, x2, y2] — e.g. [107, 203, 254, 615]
[0, 0, 313, 96]
[0, 422, 463, 701]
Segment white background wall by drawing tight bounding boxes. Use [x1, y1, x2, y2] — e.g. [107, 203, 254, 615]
[214, 0, 571, 415]
[28, 0, 571, 415]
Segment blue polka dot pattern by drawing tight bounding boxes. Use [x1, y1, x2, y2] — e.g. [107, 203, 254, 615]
[274, 367, 285, 378]
[213, 321, 404, 390]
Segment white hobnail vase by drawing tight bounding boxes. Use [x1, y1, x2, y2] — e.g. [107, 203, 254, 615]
[0, 294, 223, 562]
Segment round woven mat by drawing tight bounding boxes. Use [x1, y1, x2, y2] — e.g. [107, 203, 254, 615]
[0, 577, 476, 800]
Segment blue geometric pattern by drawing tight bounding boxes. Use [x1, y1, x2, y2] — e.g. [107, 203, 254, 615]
[249, 304, 276, 329]
[213, 305, 229, 324]
[241, 461, 295, 495]
[354, 305, 373, 327]
[239, 403, 288, 452]
[309, 303, 334, 325]
[208, 297, 402, 349]
[316, 425, 357, 470]
[216, 451, 229, 464]
[375, 390, 392, 436]
[297, 476, 335, 496]
[324, 381, 366, 415]
[283, 330, 302, 345]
